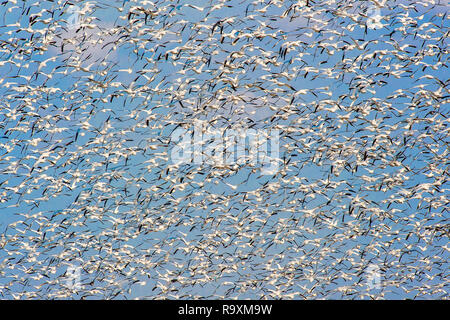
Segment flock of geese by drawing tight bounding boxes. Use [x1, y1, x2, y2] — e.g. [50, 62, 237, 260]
[0, 0, 448, 299]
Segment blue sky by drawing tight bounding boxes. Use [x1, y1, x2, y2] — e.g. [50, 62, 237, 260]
[0, 0, 448, 299]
